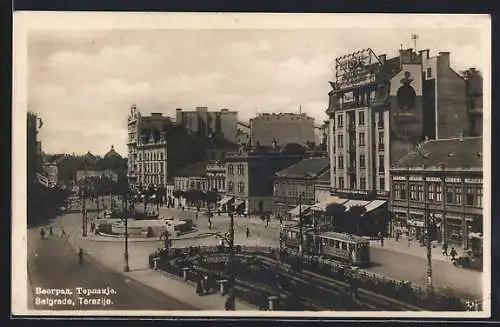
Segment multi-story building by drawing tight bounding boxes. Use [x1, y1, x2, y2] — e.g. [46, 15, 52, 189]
[390, 136, 483, 249]
[237, 121, 251, 146]
[314, 168, 331, 205]
[27, 112, 42, 185]
[273, 157, 330, 219]
[75, 169, 119, 183]
[249, 113, 315, 147]
[463, 68, 483, 136]
[321, 47, 478, 235]
[175, 107, 238, 144]
[42, 163, 58, 186]
[127, 105, 206, 189]
[222, 145, 305, 215]
[173, 163, 208, 192]
[206, 161, 226, 194]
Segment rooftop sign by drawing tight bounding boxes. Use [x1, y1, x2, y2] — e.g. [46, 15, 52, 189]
[335, 48, 381, 89]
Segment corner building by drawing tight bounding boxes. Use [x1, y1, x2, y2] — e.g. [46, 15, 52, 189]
[325, 48, 475, 234]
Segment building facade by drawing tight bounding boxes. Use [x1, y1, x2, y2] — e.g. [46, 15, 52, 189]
[75, 169, 119, 182]
[237, 121, 251, 146]
[206, 161, 226, 194]
[390, 137, 483, 248]
[273, 157, 330, 219]
[323, 47, 477, 235]
[249, 113, 315, 147]
[42, 163, 58, 186]
[463, 68, 483, 137]
[223, 146, 304, 215]
[175, 107, 238, 144]
[127, 105, 207, 189]
[314, 169, 331, 204]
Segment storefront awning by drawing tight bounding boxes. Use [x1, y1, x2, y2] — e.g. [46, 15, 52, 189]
[408, 219, 424, 227]
[364, 200, 387, 213]
[233, 199, 245, 208]
[311, 196, 348, 212]
[344, 199, 370, 211]
[288, 204, 311, 217]
[218, 196, 233, 206]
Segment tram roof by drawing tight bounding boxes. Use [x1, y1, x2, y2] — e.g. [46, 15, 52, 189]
[319, 232, 369, 244]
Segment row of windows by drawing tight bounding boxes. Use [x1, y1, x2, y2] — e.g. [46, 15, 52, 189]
[336, 177, 385, 190]
[138, 163, 164, 174]
[143, 175, 164, 186]
[227, 181, 245, 193]
[274, 183, 314, 198]
[138, 151, 165, 162]
[336, 154, 384, 170]
[393, 182, 483, 207]
[227, 164, 245, 176]
[335, 111, 384, 128]
[335, 131, 385, 148]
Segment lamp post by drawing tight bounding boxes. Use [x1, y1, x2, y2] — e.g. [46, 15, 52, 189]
[123, 190, 130, 272]
[298, 191, 305, 257]
[424, 207, 435, 293]
[81, 164, 88, 237]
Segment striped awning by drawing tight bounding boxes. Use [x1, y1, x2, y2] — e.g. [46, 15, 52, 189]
[288, 204, 311, 217]
[218, 196, 233, 206]
[233, 199, 245, 208]
[364, 200, 387, 213]
[311, 196, 348, 212]
[344, 199, 370, 211]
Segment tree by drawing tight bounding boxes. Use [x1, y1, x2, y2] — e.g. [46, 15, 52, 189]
[324, 203, 347, 231]
[346, 205, 367, 235]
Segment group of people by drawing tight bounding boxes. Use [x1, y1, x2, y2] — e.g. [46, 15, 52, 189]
[39, 226, 66, 239]
[441, 243, 458, 261]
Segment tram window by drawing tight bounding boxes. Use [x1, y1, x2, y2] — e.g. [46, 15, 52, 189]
[342, 243, 348, 250]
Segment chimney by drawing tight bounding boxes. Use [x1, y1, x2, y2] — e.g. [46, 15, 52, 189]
[438, 52, 450, 67]
[378, 54, 387, 64]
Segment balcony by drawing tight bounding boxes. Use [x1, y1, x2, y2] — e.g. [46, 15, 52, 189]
[378, 167, 385, 174]
[347, 166, 356, 174]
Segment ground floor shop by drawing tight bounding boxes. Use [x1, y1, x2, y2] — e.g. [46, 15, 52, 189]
[390, 207, 482, 248]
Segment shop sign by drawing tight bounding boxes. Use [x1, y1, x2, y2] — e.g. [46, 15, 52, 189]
[445, 177, 462, 183]
[465, 178, 483, 184]
[425, 177, 441, 182]
[409, 176, 423, 181]
[392, 176, 406, 181]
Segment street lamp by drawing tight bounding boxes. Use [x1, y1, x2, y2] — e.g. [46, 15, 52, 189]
[298, 191, 305, 257]
[123, 190, 131, 272]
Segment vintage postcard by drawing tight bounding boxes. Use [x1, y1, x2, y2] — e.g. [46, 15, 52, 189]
[12, 12, 491, 318]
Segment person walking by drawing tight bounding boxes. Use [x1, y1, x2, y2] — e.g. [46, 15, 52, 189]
[246, 227, 250, 239]
[40, 228, 46, 240]
[450, 247, 458, 261]
[61, 226, 67, 238]
[196, 279, 204, 296]
[442, 242, 449, 256]
[49, 226, 53, 237]
[78, 248, 84, 265]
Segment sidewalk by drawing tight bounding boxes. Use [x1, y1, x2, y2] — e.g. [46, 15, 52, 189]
[58, 214, 257, 311]
[370, 237, 464, 264]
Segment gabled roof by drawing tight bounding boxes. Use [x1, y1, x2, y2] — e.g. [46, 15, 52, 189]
[317, 168, 331, 182]
[392, 137, 483, 170]
[175, 162, 207, 177]
[275, 157, 330, 178]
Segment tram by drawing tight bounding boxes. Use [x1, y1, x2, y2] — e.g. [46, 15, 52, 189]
[317, 231, 370, 267]
[280, 225, 371, 267]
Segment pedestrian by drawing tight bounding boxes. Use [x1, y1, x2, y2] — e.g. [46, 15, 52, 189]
[266, 216, 269, 227]
[225, 295, 234, 310]
[395, 230, 400, 242]
[450, 247, 457, 261]
[208, 221, 212, 230]
[40, 228, 46, 239]
[61, 226, 66, 237]
[49, 226, 53, 237]
[195, 212, 199, 221]
[196, 279, 204, 296]
[442, 242, 448, 256]
[246, 227, 250, 238]
[78, 248, 84, 265]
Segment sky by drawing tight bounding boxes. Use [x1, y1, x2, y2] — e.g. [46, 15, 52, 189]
[27, 24, 485, 156]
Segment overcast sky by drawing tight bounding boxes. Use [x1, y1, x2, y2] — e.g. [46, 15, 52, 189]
[28, 25, 485, 156]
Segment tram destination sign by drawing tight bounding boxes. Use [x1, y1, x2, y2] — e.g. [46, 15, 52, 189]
[335, 48, 381, 89]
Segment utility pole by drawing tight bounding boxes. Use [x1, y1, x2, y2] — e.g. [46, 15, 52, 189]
[298, 192, 305, 256]
[425, 205, 434, 293]
[124, 174, 130, 272]
[228, 206, 236, 310]
[82, 162, 88, 237]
